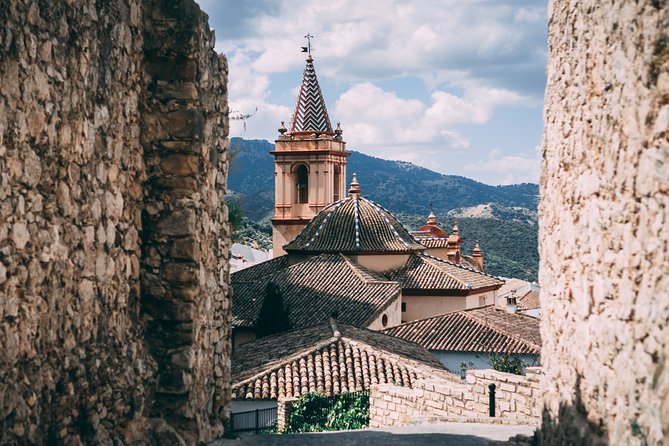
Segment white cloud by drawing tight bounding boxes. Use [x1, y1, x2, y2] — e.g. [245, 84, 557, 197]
[334, 82, 527, 149]
[463, 148, 541, 185]
[214, 0, 546, 95]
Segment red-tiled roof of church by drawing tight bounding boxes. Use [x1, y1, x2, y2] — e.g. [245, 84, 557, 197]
[231, 253, 401, 329]
[386, 253, 503, 292]
[284, 175, 425, 254]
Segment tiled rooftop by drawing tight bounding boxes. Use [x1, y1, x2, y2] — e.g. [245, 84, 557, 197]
[383, 305, 541, 355]
[284, 195, 425, 254]
[231, 319, 456, 400]
[231, 253, 401, 329]
[496, 278, 530, 298]
[496, 279, 541, 311]
[386, 253, 503, 292]
[416, 238, 451, 249]
[232, 256, 289, 283]
[518, 289, 541, 310]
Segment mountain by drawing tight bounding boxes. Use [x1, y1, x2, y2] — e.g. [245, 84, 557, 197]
[228, 137, 539, 218]
[227, 137, 539, 281]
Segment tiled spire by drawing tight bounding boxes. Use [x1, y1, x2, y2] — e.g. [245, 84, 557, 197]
[290, 55, 333, 133]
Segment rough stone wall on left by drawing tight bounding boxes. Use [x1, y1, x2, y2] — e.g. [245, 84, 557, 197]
[0, 1, 231, 445]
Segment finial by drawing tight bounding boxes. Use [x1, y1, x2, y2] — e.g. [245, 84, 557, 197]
[427, 210, 436, 225]
[452, 223, 459, 235]
[278, 121, 287, 135]
[334, 122, 343, 140]
[302, 33, 314, 58]
[473, 240, 482, 256]
[348, 173, 361, 197]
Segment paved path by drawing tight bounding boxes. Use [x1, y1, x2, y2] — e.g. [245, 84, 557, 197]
[211, 423, 535, 446]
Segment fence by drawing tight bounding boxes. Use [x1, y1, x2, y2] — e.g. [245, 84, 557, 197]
[230, 407, 278, 435]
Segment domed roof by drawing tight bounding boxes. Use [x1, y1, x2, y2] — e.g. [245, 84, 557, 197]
[284, 175, 425, 255]
[416, 211, 448, 238]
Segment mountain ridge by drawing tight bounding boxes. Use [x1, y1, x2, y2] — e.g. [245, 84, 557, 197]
[228, 137, 539, 218]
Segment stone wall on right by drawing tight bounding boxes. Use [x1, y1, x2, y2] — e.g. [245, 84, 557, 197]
[540, 1, 669, 445]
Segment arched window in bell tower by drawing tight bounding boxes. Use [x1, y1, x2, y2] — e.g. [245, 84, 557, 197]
[294, 164, 309, 204]
[333, 165, 341, 201]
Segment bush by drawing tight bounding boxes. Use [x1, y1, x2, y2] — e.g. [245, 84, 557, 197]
[285, 392, 370, 433]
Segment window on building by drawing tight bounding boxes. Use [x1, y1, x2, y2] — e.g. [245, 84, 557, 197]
[381, 314, 388, 327]
[294, 164, 308, 204]
[333, 165, 341, 201]
[401, 303, 406, 312]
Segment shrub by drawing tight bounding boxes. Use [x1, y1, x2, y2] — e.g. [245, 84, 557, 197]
[285, 392, 369, 433]
[488, 352, 525, 375]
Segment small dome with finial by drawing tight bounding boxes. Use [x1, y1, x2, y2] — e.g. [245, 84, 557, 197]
[416, 210, 448, 238]
[473, 240, 482, 256]
[348, 173, 361, 197]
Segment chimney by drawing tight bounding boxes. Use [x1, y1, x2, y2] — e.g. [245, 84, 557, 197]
[506, 290, 518, 314]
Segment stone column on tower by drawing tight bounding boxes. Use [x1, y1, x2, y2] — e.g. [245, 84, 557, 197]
[271, 54, 349, 256]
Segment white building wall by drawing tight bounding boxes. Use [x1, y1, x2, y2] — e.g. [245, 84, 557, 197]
[433, 351, 539, 377]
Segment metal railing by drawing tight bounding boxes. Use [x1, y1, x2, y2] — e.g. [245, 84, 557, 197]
[230, 407, 278, 435]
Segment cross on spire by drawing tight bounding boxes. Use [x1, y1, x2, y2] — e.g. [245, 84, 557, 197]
[302, 33, 314, 55]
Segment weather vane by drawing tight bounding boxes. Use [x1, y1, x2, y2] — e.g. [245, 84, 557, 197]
[302, 33, 314, 55]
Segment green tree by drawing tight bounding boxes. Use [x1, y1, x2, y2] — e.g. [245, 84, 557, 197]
[227, 198, 244, 235]
[488, 352, 525, 375]
[255, 282, 291, 338]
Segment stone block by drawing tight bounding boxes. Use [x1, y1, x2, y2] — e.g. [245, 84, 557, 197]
[500, 382, 516, 392]
[162, 262, 198, 284]
[160, 154, 201, 175]
[169, 237, 200, 261]
[155, 208, 196, 236]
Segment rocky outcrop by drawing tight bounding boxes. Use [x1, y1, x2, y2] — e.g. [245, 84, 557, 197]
[0, 1, 230, 444]
[540, 1, 669, 445]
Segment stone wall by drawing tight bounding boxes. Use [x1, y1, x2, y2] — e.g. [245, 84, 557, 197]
[369, 368, 541, 428]
[540, 1, 669, 445]
[0, 1, 230, 444]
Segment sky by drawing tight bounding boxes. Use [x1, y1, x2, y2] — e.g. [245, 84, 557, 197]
[196, 0, 547, 186]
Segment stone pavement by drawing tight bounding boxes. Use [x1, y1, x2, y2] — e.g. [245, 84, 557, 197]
[211, 423, 536, 446]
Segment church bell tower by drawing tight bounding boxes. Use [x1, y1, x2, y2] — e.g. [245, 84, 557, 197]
[271, 46, 349, 256]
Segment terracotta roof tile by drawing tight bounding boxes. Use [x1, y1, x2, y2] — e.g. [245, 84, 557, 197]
[231, 253, 401, 329]
[496, 278, 530, 297]
[232, 255, 289, 283]
[284, 196, 425, 254]
[518, 289, 541, 310]
[416, 238, 451, 248]
[232, 320, 456, 400]
[386, 253, 503, 292]
[383, 305, 541, 355]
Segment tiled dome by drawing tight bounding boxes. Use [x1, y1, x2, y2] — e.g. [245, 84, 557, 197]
[284, 175, 425, 255]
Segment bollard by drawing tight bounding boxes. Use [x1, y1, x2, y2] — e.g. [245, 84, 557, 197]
[488, 383, 496, 417]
